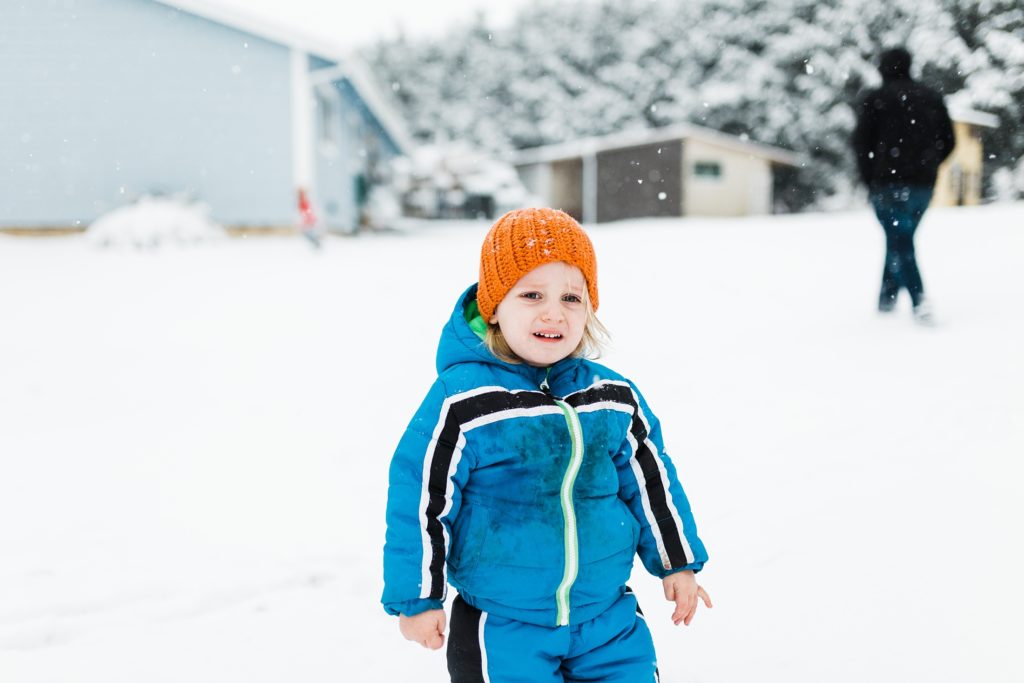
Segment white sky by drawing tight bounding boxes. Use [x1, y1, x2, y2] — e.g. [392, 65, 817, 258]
[211, 0, 545, 48]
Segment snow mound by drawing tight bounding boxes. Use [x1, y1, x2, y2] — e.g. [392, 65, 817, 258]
[392, 143, 538, 219]
[362, 184, 403, 229]
[87, 195, 227, 248]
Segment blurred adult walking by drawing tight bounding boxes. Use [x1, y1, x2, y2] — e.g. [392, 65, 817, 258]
[851, 47, 955, 325]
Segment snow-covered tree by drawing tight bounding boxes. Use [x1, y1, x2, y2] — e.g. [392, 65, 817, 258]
[363, 0, 1024, 208]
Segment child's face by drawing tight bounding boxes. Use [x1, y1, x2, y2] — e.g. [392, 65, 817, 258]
[488, 261, 588, 368]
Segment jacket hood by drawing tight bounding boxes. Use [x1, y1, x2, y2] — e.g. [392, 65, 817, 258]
[436, 284, 497, 374]
[435, 284, 581, 385]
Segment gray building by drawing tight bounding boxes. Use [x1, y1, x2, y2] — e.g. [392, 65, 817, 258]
[0, 0, 410, 232]
[510, 123, 800, 223]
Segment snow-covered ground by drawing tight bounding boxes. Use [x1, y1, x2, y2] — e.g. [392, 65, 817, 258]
[1, 204, 1022, 682]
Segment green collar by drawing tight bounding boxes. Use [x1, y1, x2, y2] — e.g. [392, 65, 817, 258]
[464, 298, 488, 340]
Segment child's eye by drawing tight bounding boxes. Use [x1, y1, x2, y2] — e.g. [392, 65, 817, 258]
[562, 294, 582, 304]
[520, 291, 542, 300]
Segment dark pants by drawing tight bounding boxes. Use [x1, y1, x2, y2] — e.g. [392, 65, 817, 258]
[870, 185, 933, 309]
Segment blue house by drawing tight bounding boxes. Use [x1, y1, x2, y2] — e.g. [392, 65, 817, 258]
[0, 0, 411, 232]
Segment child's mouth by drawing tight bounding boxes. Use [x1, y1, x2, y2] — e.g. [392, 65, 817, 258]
[533, 332, 563, 341]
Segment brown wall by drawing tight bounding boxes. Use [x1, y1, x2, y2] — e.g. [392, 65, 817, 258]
[596, 142, 682, 223]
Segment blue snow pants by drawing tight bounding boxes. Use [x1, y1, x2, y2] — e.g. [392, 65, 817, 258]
[447, 590, 659, 683]
[870, 184, 934, 309]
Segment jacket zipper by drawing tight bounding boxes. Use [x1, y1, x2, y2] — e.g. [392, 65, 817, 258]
[543, 371, 584, 626]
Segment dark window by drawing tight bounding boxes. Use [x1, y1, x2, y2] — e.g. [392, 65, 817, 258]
[693, 161, 722, 178]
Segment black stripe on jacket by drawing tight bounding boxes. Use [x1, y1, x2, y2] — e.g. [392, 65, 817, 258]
[566, 381, 691, 569]
[423, 389, 554, 599]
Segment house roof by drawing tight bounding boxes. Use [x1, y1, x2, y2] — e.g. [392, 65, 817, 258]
[509, 122, 802, 168]
[153, 0, 412, 152]
[949, 106, 999, 129]
[308, 61, 415, 153]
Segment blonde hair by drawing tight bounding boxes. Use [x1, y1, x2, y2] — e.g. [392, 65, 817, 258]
[482, 287, 610, 365]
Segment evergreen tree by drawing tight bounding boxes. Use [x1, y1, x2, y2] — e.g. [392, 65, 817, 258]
[943, 0, 1024, 194]
[362, 0, 1024, 208]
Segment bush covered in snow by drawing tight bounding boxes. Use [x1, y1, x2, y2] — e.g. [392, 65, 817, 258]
[992, 159, 1024, 202]
[390, 143, 538, 219]
[87, 195, 226, 248]
[360, 184, 404, 229]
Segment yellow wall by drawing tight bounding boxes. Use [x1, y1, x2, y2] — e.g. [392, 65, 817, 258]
[933, 121, 984, 207]
[682, 139, 774, 216]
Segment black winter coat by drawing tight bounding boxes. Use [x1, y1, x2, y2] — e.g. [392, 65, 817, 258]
[851, 77, 955, 189]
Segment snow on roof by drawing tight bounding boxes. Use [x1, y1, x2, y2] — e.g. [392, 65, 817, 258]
[310, 60, 415, 153]
[509, 122, 802, 167]
[948, 106, 1000, 129]
[153, 0, 412, 153]
[154, 0, 339, 57]
[945, 92, 1000, 129]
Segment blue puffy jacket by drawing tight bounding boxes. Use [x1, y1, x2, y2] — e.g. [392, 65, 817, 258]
[382, 285, 707, 627]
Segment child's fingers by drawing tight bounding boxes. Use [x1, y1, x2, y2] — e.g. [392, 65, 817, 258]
[436, 610, 448, 636]
[423, 631, 445, 650]
[399, 610, 448, 648]
[683, 593, 700, 625]
[681, 587, 715, 625]
[423, 612, 446, 649]
[671, 590, 691, 625]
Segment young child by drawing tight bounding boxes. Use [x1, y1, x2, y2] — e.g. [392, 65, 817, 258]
[382, 207, 710, 682]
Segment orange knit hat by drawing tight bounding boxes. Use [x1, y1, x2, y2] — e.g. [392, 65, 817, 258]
[477, 208, 599, 321]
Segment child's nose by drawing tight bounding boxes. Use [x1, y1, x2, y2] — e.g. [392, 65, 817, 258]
[541, 304, 564, 322]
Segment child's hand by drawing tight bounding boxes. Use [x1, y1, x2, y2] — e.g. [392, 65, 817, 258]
[399, 608, 446, 650]
[662, 570, 712, 626]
